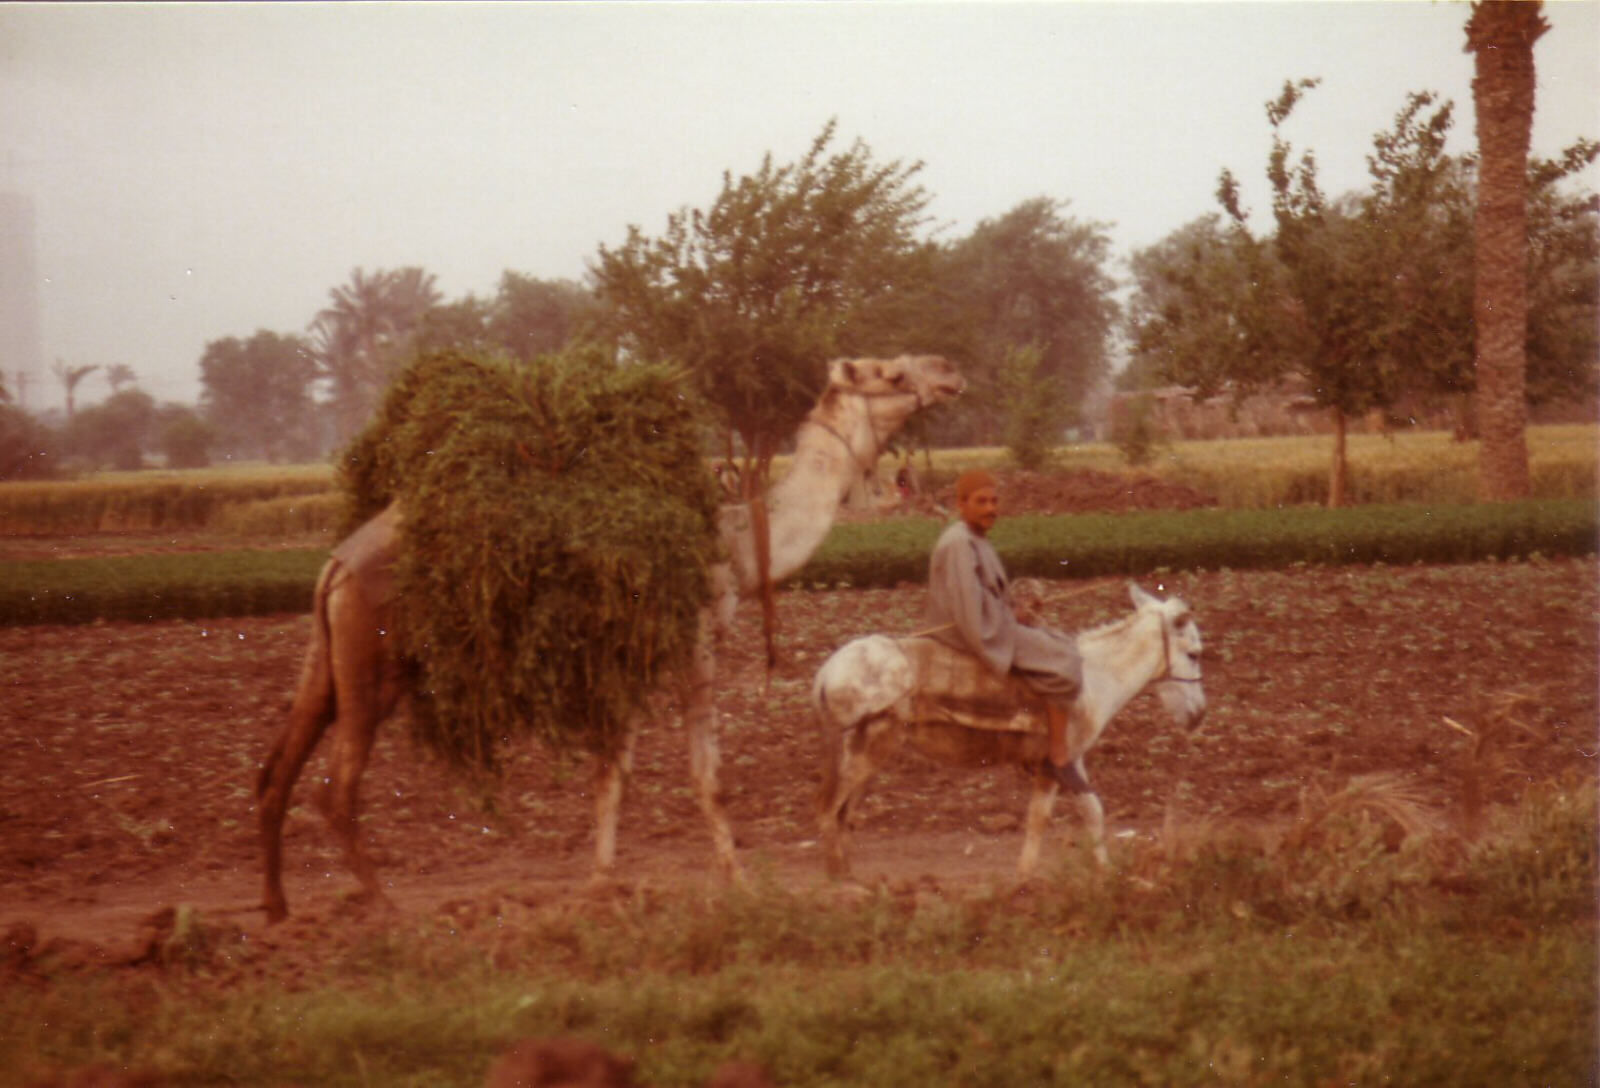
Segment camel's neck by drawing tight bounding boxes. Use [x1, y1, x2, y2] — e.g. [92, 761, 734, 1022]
[720, 398, 904, 594]
[1075, 613, 1167, 730]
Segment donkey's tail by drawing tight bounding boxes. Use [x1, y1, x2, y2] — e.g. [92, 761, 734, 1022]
[256, 560, 341, 799]
[812, 675, 841, 815]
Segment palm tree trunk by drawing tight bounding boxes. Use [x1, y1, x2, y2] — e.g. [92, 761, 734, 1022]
[1466, 1, 1548, 501]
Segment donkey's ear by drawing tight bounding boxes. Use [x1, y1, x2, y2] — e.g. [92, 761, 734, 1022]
[1129, 583, 1159, 609]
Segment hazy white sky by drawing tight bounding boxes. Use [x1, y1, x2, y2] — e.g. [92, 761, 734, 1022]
[3, 1, 1597, 411]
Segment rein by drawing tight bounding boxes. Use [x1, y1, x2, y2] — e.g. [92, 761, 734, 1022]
[1153, 618, 1203, 685]
[802, 386, 921, 482]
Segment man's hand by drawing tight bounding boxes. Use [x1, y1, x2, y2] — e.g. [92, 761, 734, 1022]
[1011, 577, 1045, 626]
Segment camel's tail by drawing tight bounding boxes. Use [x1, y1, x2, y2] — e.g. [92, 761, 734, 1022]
[256, 560, 340, 799]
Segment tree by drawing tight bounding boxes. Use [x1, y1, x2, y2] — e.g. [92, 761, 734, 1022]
[1134, 81, 1432, 506]
[1359, 93, 1477, 433]
[199, 330, 319, 462]
[64, 389, 156, 470]
[1525, 141, 1600, 406]
[590, 120, 938, 483]
[104, 364, 138, 394]
[158, 405, 214, 468]
[51, 359, 99, 419]
[937, 197, 1118, 447]
[310, 267, 442, 443]
[0, 403, 58, 480]
[1125, 214, 1268, 396]
[1467, 1, 1550, 499]
[489, 273, 600, 362]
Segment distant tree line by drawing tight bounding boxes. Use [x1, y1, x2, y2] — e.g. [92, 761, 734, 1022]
[2, 22, 1594, 489]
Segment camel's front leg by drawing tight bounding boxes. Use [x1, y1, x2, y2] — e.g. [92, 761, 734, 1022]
[682, 616, 741, 881]
[591, 725, 638, 878]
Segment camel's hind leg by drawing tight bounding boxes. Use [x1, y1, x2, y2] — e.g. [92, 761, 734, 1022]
[682, 616, 740, 881]
[314, 583, 403, 911]
[257, 567, 339, 923]
[591, 725, 638, 879]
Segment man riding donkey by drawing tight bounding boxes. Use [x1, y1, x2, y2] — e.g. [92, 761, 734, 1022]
[925, 468, 1088, 793]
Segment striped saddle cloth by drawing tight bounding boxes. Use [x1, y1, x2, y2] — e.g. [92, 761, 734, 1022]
[896, 637, 1047, 736]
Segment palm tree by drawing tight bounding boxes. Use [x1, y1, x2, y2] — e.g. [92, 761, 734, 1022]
[311, 267, 441, 442]
[50, 359, 99, 419]
[1465, 1, 1548, 500]
[105, 363, 138, 394]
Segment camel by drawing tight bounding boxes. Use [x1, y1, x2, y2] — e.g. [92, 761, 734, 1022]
[256, 353, 964, 922]
[812, 584, 1206, 880]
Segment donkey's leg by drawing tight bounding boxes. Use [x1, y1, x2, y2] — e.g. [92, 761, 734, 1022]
[822, 715, 901, 879]
[1067, 758, 1110, 867]
[682, 617, 741, 881]
[591, 724, 638, 878]
[817, 732, 866, 879]
[1017, 772, 1060, 880]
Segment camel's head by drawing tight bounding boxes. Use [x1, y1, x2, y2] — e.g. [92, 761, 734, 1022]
[826, 355, 965, 411]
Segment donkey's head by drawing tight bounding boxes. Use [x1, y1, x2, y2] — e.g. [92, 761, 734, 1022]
[1129, 583, 1206, 731]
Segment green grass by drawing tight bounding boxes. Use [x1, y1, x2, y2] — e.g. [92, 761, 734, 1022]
[2, 500, 1595, 624]
[0, 548, 325, 624]
[796, 499, 1599, 588]
[4, 780, 1593, 1086]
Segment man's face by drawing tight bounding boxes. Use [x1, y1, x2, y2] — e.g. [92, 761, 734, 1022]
[958, 484, 999, 536]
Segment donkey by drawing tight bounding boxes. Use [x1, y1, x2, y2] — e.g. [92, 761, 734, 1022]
[813, 584, 1205, 879]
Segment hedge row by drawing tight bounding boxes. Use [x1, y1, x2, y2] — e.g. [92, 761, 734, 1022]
[2, 500, 1595, 626]
[0, 550, 325, 626]
[0, 470, 335, 534]
[794, 499, 1600, 587]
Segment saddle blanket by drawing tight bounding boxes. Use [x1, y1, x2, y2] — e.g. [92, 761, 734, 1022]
[896, 636, 1048, 736]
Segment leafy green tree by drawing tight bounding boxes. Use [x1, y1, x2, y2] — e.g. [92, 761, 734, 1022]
[1125, 213, 1285, 397]
[489, 273, 600, 362]
[0, 403, 58, 480]
[158, 405, 214, 469]
[1136, 80, 1454, 505]
[938, 197, 1118, 446]
[1523, 141, 1599, 408]
[199, 330, 319, 462]
[311, 267, 442, 442]
[64, 389, 156, 470]
[410, 296, 495, 359]
[590, 120, 938, 480]
[995, 343, 1068, 469]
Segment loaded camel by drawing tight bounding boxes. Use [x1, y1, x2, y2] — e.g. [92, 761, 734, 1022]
[256, 354, 964, 922]
[812, 584, 1205, 880]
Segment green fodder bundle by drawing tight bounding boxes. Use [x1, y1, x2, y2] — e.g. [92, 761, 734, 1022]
[341, 348, 721, 769]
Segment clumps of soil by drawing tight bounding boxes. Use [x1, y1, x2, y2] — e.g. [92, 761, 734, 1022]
[936, 468, 1216, 516]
